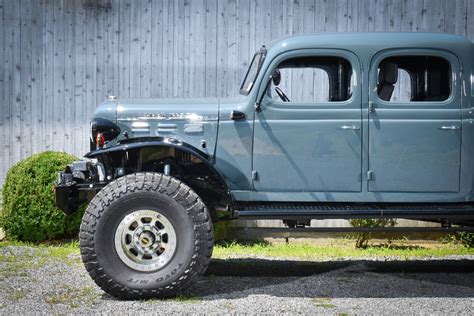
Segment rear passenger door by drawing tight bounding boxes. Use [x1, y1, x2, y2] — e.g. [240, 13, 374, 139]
[368, 50, 461, 192]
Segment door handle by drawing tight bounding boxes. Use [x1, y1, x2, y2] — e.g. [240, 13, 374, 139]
[340, 125, 360, 130]
[439, 126, 461, 130]
[230, 110, 246, 120]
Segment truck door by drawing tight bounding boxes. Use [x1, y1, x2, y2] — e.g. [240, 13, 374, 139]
[252, 49, 362, 193]
[368, 50, 461, 192]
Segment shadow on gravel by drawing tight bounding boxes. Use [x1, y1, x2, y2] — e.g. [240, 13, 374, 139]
[206, 258, 351, 277]
[179, 258, 474, 299]
[365, 259, 474, 288]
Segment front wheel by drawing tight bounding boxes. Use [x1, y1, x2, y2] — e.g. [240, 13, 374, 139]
[79, 172, 213, 299]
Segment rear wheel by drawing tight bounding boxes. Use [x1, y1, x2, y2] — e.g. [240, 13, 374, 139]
[79, 172, 213, 299]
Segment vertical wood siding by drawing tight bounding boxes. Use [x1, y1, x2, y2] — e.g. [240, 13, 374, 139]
[0, 1, 472, 228]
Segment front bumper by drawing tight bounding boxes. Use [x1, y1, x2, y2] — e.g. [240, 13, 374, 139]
[54, 159, 106, 215]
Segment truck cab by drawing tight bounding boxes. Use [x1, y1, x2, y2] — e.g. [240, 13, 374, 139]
[217, 33, 473, 203]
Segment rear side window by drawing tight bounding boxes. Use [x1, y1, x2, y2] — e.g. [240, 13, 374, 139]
[377, 56, 451, 102]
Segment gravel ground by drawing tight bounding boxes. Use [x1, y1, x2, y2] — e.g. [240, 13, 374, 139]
[0, 246, 473, 315]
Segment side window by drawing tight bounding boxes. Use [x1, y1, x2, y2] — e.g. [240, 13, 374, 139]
[377, 56, 451, 102]
[271, 56, 354, 103]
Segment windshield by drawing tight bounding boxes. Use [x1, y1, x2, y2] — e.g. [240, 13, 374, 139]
[239, 48, 266, 95]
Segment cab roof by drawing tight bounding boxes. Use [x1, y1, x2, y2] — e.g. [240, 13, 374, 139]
[265, 32, 473, 61]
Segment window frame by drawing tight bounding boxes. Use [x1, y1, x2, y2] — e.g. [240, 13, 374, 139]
[370, 49, 458, 107]
[271, 65, 334, 103]
[239, 48, 266, 96]
[258, 49, 360, 109]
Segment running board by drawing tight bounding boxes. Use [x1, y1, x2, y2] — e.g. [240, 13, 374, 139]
[235, 202, 474, 220]
[234, 227, 474, 233]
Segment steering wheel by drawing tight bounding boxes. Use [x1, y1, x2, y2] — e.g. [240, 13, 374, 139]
[275, 87, 290, 102]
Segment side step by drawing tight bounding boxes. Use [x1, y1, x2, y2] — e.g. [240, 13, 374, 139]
[235, 227, 474, 233]
[235, 202, 474, 221]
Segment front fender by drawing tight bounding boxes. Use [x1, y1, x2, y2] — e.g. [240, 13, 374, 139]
[85, 137, 234, 219]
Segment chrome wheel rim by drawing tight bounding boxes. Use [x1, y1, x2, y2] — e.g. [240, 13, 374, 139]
[114, 210, 177, 272]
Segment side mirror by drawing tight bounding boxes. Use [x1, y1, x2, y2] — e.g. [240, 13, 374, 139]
[272, 69, 281, 86]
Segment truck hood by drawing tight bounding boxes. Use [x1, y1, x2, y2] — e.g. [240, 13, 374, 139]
[113, 98, 220, 156]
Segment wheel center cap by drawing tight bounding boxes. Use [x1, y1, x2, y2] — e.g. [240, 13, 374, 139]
[139, 231, 156, 247]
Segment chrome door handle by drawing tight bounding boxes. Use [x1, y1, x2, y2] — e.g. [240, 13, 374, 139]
[439, 126, 461, 130]
[340, 125, 360, 130]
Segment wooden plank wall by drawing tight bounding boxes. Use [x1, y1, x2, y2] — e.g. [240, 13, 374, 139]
[0, 0, 473, 228]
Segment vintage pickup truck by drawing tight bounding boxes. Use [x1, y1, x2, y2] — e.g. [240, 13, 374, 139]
[55, 32, 474, 299]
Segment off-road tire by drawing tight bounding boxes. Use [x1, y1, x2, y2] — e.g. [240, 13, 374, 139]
[79, 172, 213, 299]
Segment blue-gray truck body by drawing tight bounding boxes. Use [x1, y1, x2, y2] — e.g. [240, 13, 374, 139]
[56, 32, 474, 225]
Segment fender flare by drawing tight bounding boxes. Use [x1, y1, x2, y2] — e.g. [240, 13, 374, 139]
[84, 137, 234, 215]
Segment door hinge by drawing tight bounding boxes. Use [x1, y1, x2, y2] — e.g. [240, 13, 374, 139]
[254, 102, 262, 112]
[252, 170, 259, 181]
[368, 101, 376, 113]
[367, 170, 374, 181]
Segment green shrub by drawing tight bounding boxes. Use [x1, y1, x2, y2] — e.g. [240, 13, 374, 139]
[0, 151, 84, 241]
[349, 218, 397, 248]
[457, 232, 474, 248]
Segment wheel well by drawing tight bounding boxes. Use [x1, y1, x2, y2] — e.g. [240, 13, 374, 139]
[92, 144, 232, 221]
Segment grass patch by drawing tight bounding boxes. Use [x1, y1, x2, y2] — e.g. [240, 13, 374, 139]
[1, 238, 472, 278]
[8, 289, 27, 302]
[311, 297, 335, 309]
[0, 240, 81, 266]
[169, 295, 202, 304]
[46, 285, 98, 308]
[0, 239, 80, 250]
[0, 263, 31, 278]
[0, 240, 32, 248]
[145, 295, 201, 305]
[0, 240, 81, 278]
[223, 302, 236, 311]
[45, 240, 81, 266]
[213, 239, 474, 260]
[0, 247, 46, 278]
